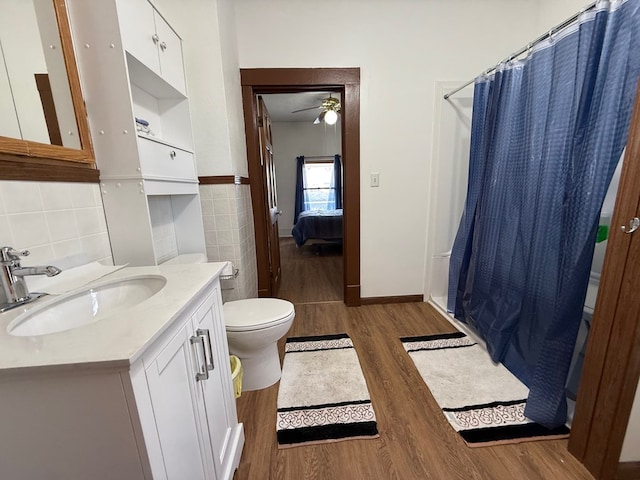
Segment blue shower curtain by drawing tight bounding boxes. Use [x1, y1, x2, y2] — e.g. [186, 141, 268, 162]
[448, 0, 640, 428]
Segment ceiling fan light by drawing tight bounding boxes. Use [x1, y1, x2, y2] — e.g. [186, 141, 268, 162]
[324, 110, 338, 125]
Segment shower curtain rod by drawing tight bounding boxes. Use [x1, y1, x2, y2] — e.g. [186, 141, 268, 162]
[443, 1, 597, 100]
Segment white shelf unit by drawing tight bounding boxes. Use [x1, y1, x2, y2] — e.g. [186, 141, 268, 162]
[68, 0, 205, 267]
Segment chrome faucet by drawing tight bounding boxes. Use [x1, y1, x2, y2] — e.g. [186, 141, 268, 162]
[0, 247, 62, 312]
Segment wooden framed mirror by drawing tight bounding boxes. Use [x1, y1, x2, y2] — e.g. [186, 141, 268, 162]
[0, 0, 96, 182]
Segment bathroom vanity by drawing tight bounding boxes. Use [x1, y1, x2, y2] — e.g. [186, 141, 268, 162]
[0, 263, 243, 479]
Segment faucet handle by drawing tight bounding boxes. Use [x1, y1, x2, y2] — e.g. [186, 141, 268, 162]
[0, 247, 30, 262]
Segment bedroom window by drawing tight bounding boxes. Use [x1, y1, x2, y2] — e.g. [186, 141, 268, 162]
[294, 155, 342, 224]
[303, 161, 338, 211]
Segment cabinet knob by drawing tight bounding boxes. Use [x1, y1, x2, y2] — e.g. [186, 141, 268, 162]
[169, 150, 176, 159]
[152, 33, 159, 44]
[160, 41, 167, 51]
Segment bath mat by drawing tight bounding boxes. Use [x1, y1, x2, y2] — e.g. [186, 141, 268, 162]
[400, 331, 570, 447]
[276, 333, 379, 448]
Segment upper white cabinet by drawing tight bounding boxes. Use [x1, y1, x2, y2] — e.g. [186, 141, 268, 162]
[67, 0, 205, 266]
[117, 0, 186, 95]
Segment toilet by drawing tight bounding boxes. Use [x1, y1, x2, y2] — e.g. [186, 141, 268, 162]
[224, 298, 295, 391]
[161, 254, 295, 391]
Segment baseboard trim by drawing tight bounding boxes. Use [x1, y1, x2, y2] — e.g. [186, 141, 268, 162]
[345, 284, 361, 307]
[199, 175, 250, 185]
[360, 294, 424, 306]
[616, 462, 640, 480]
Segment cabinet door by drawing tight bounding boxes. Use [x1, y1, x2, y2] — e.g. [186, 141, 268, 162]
[117, 0, 161, 77]
[145, 321, 215, 480]
[193, 290, 234, 477]
[154, 10, 186, 95]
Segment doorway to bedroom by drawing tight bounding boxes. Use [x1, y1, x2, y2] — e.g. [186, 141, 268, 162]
[263, 92, 343, 304]
[240, 68, 361, 306]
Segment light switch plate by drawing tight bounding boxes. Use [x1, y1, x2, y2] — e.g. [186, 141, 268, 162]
[370, 172, 380, 187]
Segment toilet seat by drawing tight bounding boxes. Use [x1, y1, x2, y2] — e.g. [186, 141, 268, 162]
[224, 298, 295, 332]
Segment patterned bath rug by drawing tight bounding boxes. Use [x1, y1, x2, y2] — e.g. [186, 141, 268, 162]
[276, 333, 379, 448]
[400, 331, 570, 447]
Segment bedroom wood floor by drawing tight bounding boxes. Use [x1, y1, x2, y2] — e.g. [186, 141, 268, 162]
[277, 237, 343, 304]
[233, 242, 593, 480]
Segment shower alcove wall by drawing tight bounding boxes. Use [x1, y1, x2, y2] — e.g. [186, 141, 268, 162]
[424, 81, 473, 314]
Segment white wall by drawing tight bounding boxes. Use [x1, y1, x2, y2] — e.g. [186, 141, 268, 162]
[271, 121, 341, 235]
[537, 0, 591, 31]
[235, 0, 544, 297]
[216, 0, 248, 177]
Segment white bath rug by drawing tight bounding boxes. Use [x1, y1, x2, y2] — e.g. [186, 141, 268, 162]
[401, 331, 570, 447]
[276, 333, 379, 448]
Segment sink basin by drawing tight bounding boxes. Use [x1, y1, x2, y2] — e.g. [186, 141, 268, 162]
[7, 274, 167, 337]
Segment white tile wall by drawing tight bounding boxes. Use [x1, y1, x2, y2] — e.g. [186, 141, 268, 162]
[0, 181, 112, 266]
[200, 183, 257, 301]
[0, 180, 255, 298]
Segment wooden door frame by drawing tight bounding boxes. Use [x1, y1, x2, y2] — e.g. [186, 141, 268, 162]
[569, 81, 640, 479]
[240, 68, 361, 306]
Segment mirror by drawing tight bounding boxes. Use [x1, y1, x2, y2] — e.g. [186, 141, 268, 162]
[0, 0, 79, 148]
[0, 0, 95, 179]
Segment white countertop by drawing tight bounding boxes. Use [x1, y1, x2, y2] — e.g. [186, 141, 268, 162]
[0, 263, 226, 376]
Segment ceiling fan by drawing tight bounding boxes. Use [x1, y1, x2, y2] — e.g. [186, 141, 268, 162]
[292, 95, 341, 125]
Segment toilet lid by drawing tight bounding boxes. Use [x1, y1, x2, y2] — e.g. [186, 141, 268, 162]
[224, 298, 295, 332]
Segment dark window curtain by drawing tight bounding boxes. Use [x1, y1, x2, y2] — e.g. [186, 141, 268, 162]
[333, 154, 343, 209]
[447, 1, 640, 428]
[293, 156, 305, 224]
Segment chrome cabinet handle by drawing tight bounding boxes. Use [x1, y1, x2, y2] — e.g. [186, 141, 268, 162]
[169, 150, 176, 159]
[159, 41, 167, 51]
[620, 217, 640, 234]
[197, 328, 215, 372]
[190, 335, 209, 381]
[152, 33, 160, 44]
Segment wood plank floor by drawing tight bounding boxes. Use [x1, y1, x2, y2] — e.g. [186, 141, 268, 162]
[277, 237, 343, 304]
[234, 244, 594, 480]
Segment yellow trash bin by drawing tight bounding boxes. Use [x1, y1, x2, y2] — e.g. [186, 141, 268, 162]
[230, 355, 243, 398]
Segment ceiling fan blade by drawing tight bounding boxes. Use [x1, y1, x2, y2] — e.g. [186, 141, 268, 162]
[291, 105, 321, 113]
[314, 111, 326, 124]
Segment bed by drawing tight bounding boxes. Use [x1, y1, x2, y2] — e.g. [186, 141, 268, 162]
[291, 209, 343, 247]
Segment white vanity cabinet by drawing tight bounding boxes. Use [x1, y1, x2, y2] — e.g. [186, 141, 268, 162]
[67, 0, 205, 266]
[132, 281, 240, 480]
[0, 271, 244, 480]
